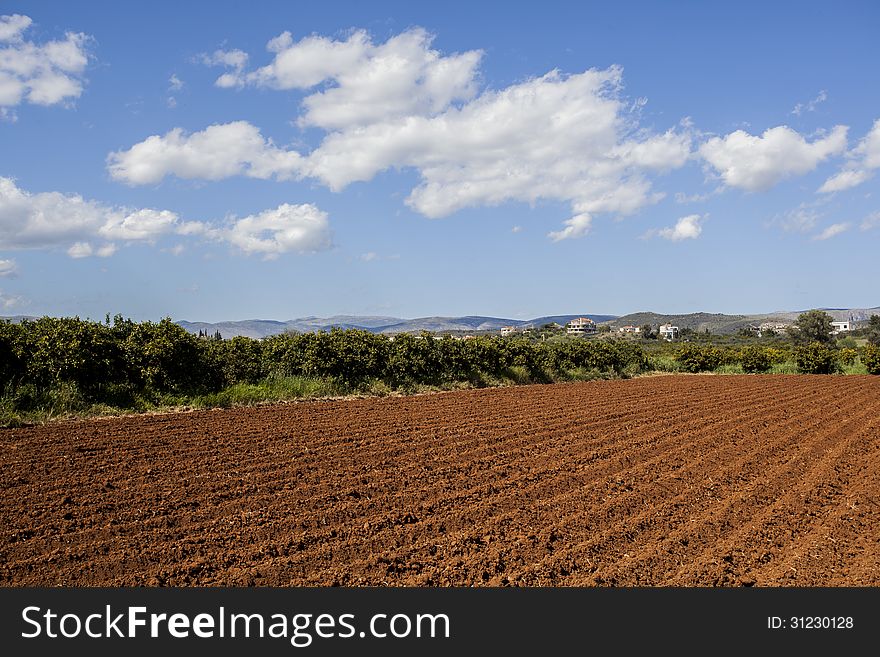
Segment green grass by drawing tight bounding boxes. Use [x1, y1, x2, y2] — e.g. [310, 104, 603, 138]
[189, 375, 350, 409]
[3, 359, 876, 429]
[648, 355, 681, 373]
[841, 359, 869, 375]
[714, 364, 745, 374]
[768, 361, 800, 374]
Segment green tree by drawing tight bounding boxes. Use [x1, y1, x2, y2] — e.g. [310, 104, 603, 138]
[866, 315, 880, 346]
[740, 345, 772, 373]
[640, 324, 655, 339]
[793, 310, 834, 344]
[863, 344, 880, 374]
[794, 342, 839, 374]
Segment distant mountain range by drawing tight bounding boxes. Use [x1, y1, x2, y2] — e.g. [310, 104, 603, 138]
[176, 314, 620, 339]
[4, 307, 877, 338]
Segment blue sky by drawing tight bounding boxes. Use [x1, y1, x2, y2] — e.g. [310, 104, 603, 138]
[1, 0, 878, 322]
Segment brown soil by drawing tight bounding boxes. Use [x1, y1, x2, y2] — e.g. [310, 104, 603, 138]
[2, 375, 879, 586]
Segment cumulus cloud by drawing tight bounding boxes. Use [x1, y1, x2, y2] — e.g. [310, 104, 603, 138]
[643, 214, 705, 241]
[0, 176, 184, 254]
[200, 49, 249, 88]
[0, 14, 31, 42]
[818, 119, 880, 193]
[0, 13, 91, 114]
[813, 222, 850, 241]
[107, 121, 303, 185]
[121, 40, 694, 240]
[548, 213, 593, 242]
[0, 257, 17, 277]
[699, 125, 847, 192]
[0, 177, 330, 259]
[657, 214, 705, 241]
[67, 241, 114, 259]
[224, 203, 331, 258]
[205, 28, 482, 130]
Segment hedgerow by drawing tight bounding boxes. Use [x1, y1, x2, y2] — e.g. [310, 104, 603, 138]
[0, 317, 651, 420]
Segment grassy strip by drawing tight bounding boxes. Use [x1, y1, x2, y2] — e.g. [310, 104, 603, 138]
[1, 359, 871, 429]
[0, 367, 618, 428]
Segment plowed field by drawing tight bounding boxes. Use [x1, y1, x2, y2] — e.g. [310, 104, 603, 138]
[2, 375, 879, 586]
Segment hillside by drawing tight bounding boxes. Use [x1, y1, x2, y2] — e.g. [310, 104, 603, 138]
[5, 306, 877, 339]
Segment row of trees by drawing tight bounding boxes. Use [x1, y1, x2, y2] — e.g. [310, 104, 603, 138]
[3, 312, 877, 416]
[674, 342, 880, 374]
[0, 316, 650, 408]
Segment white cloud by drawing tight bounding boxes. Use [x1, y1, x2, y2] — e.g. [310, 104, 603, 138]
[0, 14, 32, 42]
[818, 119, 880, 193]
[0, 177, 330, 259]
[791, 90, 827, 116]
[0, 257, 17, 277]
[656, 214, 705, 241]
[166, 74, 183, 109]
[511, 225, 523, 233]
[858, 119, 880, 169]
[776, 205, 821, 233]
[860, 211, 880, 231]
[548, 213, 593, 242]
[358, 251, 399, 262]
[0, 289, 24, 309]
[0, 14, 90, 110]
[224, 203, 331, 258]
[200, 49, 248, 88]
[205, 28, 483, 130]
[699, 125, 847, 191]
[302, 69, 690, 226]
[126, 49, 693, 239]
[72, 237, 113, 258]
[813, 222, 850, 241]
[818, 169, 872, 193]
[0, 176, 173, 253]
[107, 121, 303, 185]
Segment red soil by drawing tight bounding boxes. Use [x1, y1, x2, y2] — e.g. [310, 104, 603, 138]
[1, 375, 878, 586]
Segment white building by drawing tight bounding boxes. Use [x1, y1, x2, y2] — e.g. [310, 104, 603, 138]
[618, 325, 641, 334]
[500, 326, 518, 336]
[658, 323, 679, 341]
[758, 322, 789, 337]
[831, 320, 852, 334]
[566, 317, 597, 335]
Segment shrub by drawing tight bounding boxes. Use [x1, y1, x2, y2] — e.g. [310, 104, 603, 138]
[863, 344, 880, 375]
[739, 345, 772, 373]
[837, 348, 858, 367]
[794, 342, 840, 374]
[675, 344, 724, 373]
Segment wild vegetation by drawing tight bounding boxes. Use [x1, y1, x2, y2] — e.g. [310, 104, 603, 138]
[1, 309, 877, 426]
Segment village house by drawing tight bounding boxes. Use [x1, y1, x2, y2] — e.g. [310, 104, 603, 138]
[500, 326, 518, 336]
[617, 325, 641, 334]
[658, 323, 679, 341]
[566, 317, 597, 335]
[831, 320, 852, 334]
[758, 322, 789, 337]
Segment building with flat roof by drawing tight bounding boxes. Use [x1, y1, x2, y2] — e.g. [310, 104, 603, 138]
[566, 317, 597, 335]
